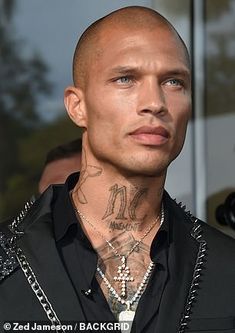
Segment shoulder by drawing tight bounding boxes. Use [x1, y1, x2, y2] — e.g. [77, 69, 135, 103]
[199, 219, 235, 255]
[0, 185, 62, 282]
[0, 218, 20, 282]
[165, 191, 235, 251]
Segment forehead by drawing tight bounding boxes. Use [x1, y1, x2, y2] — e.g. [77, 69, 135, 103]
[90, 26, 189, 76]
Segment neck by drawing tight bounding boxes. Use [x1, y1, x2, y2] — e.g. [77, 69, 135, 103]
[71, 156, 166, 241]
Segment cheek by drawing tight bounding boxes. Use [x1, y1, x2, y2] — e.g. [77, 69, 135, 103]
[171, 94, 191, 125]
[85, 88, 134, 131]
[175, 112, 190, 139]
[175, 115, 190, 153]
[84, 98, 106, 135]
[170, 97, 191, 141]
[84, 98, 119, 148]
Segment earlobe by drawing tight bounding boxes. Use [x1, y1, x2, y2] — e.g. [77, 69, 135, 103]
[64, 86, 87, 128]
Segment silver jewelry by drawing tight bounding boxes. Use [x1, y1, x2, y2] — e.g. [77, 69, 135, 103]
[75, 206, 164, 322]
[75, 206, 164, 297]
[4, 199, 64, 331]
[1, 196, 207, 332]
[97, 260, 155, 322]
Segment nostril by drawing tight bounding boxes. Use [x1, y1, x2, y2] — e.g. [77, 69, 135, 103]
[139, 105, 167, 116]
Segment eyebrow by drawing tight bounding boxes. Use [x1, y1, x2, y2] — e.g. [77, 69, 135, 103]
[108, 66, 141, 75]
[108, 66, 191, 78]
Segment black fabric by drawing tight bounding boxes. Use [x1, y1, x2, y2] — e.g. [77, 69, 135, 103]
[0, 176, 235, 333]
[53, 173, 169, 329]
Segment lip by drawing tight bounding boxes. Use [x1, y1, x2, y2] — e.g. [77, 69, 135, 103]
[129, 126, 170, 146]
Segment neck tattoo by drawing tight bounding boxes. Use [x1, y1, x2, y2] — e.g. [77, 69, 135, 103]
[75, 206, 165, 322]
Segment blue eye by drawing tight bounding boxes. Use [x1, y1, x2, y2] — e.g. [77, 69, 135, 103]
[116, 76, 132, 84]
[167, 79, 182, 86]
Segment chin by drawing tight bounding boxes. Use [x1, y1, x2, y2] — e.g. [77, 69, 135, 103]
[117, 161, 168, 178]
[136, 168, 166, 178]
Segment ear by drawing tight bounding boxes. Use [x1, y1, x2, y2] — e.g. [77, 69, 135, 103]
[64, 86, 87, 128]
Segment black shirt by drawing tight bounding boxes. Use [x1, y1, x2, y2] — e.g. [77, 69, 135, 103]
[53, 173, 170, 332]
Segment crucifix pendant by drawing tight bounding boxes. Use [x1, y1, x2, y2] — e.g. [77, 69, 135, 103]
[114, 256, 134, 297]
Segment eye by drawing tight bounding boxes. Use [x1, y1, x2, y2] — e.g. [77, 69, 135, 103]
[115, 76, 133, 84]
[165, 78, 184, 87]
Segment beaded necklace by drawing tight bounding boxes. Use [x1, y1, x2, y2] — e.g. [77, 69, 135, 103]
[75, 207, 164, 322]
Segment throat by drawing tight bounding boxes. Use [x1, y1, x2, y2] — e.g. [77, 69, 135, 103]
[109, 220, 142, 233]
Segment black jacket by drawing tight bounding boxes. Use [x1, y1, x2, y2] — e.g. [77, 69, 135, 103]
[0, 185, 235, 333]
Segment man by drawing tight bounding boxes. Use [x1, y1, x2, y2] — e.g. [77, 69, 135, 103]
[0, 6, 235, 333]
[38, 138, 82, 193]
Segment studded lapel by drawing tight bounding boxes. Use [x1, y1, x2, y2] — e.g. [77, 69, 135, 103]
[13, 188, 87, 324]
[5, 188, 207, 331]
[156, 196, 207, 333]
[134, 194, 207, 333]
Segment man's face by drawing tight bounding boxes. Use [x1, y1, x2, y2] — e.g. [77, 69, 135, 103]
[79, 26, 191, 177]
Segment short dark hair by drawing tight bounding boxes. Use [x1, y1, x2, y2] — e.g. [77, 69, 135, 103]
[45, 138, 82, 165]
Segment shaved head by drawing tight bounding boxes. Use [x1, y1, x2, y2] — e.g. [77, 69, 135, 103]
[72, 6, 190, 89]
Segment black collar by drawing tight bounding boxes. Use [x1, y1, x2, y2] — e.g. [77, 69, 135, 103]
[53, 172, 170, 262]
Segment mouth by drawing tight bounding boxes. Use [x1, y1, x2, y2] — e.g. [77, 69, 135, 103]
[129, 125, 170, 146]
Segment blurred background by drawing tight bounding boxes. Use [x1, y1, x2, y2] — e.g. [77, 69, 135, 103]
[0, 0, 234, 236]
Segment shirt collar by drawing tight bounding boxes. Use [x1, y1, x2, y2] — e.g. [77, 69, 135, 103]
[150, 192, 171, 262]
[53, 173, 170, 255]
[53, 172, 80, 242]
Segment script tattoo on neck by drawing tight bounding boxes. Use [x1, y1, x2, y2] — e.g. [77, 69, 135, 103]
[75, 149, 102, 204]
[102, 184, 148, 224]
[109, 221, 140, 232]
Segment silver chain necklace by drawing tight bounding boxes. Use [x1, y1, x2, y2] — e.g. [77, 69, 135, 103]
[75, 206, 164, 322]
[75, 206, 164, 296]
[97, 260, 155, 323]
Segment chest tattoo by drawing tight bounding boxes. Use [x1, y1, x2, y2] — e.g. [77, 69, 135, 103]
[96, 233, 152, 320]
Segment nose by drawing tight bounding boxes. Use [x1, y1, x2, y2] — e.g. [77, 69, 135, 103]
[137, 78, 167, 116]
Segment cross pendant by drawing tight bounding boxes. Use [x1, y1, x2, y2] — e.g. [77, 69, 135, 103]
[114, 256, 134, 297]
